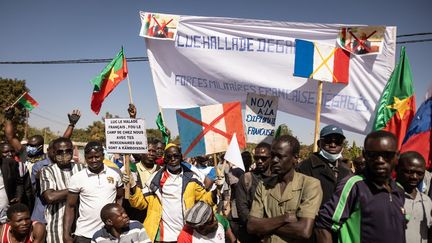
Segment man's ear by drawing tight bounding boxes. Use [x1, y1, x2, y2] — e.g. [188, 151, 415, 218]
[106, 219, 113, 226]
[317, 139, 321, 149]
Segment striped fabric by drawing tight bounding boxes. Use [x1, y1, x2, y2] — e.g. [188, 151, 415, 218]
[91, 220, 151, 243]
[176, 102, 246, 158]
[40, 162, 85, 243]
[294, 39, 350, 84]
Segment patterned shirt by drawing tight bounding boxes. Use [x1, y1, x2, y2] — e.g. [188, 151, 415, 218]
[40, 162, 85, 243]
[91, 220, 151, 243]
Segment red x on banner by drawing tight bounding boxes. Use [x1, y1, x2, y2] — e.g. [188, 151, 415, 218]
[176, 102, 245, 158]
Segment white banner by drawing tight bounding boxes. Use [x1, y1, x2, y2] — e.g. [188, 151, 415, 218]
[105, 118, 148, 154]
[245, 93, 278, 144]
[141, 12, 396, 134]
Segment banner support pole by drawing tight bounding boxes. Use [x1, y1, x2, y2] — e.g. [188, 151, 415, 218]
[313, 81, 323, 152]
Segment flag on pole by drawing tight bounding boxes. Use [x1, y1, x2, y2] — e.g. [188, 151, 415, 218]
[17, 92, 39, 111]
[90, 47, 128, 115]
[401, 96, 431, 169]
[156, 112, 170, 145]
[372, 47, 416, 148]
[294, 39, 350, 84]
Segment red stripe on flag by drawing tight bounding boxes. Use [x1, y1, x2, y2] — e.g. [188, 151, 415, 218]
[333, 48, 350, 84]
[23, 93, 39, 107]
[222, 102, 246, 148]
[383, 96, 416, 149]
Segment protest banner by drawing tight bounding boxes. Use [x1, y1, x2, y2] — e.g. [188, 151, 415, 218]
[176, 101, 245, 158]
[245, 93, 278, 144]
[105, 118, 148, 154]
[140, 12, 396, 135]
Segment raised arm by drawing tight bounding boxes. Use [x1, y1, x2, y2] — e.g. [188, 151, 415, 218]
[63, 109, 81, 138]
[63, 192, 79, 243]
[4, 107, 23, 153]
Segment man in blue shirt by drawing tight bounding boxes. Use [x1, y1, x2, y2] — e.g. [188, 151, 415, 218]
[315, 130, 406, 243]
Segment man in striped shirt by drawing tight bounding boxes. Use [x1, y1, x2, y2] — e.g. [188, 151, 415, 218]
[40, 137, 85, 243]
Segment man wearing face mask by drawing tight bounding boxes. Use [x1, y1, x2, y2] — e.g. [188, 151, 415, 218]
[124, 143, 224, 242]
[40, 137, 85, 243]
[297, 125, 352, 205]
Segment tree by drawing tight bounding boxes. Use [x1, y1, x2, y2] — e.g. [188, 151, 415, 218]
[28, 126, 58, 144]
[0, 78, 28, 141]
[87, 120, 105, 143]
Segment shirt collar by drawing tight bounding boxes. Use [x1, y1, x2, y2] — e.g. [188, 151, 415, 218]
[86, 164, 107, 176]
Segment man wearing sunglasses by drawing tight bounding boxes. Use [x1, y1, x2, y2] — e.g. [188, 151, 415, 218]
[315, 130, 406, 243]
[125, 144, 223, 242]
[235, 142, 272, 243]
[297, 124, 352, 206]
[40, 137, 85, 243]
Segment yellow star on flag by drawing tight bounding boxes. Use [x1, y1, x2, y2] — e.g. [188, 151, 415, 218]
[386, 96, 412, 119]
[107, 67, 119, 83]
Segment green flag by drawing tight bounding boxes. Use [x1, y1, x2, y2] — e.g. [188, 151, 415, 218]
[156, 112, 170, 144]
[274, 124, 283, 138]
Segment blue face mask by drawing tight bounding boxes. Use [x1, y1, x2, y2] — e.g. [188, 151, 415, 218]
[26, 145, 42, 156]
[319, 149, 342, 163]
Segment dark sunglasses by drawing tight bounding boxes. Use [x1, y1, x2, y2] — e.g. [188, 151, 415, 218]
[364, 151, 397, 161]
[321, 137, 344, 146]
[165, 153, 182, 160]
[55, 149, 73, 155]
[84, 145, 103, 153]
[254, 156, 270, 161]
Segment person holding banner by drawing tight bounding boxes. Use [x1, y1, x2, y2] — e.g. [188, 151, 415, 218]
[297, 125, 352, 206]
[124, 144, 224, 242]
[63, 141, 124, 243]
[248, 135, 322, 242]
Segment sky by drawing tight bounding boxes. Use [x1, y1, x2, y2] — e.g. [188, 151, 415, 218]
[0, 0, 431, 146]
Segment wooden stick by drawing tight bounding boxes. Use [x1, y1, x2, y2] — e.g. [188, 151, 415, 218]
[126, 75, 134, 104]
[312, 81, 323, 152]
[10, 92, 27, 107]
[124, 154, 131, 199]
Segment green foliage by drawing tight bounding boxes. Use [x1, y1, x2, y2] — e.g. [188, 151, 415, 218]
[87, 120, 105, 143]
[28, 127, 59, 144]
[70, 128, 90, 142]
[0, 78, 29, 141]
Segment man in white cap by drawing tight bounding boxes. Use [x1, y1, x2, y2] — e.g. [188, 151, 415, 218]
[297, 124, 352, 205]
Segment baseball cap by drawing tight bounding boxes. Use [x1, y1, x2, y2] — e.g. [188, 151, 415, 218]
[320, 125, 345, 138]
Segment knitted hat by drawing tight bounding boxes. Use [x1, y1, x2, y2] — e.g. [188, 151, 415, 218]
[184, 201, 213, 228]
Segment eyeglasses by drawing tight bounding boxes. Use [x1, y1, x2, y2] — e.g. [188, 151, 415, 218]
[321, 137, 344, 146]
[55, 149, 73, 155]
[254, 156, 270, 161]
[84, 145, 103, 153]
[364, 151, 397, 161]
[165, 153, 182, 160]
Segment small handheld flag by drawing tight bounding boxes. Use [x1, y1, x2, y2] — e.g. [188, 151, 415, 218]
[156, 112, 170, 145]
[13, 92, 39, 111]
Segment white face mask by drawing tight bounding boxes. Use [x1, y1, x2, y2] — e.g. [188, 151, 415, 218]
[319, 149, 342, 162]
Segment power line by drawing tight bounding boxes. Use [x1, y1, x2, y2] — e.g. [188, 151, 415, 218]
[30, 111, 69, 126]
[397, 32, 432, 38]
[0, 33, 430, 65]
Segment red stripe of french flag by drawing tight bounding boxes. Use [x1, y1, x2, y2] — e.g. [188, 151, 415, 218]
[332, 48, 350, 84]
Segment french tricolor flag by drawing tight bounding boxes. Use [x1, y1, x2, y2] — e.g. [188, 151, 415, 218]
[176, 102, 246, 158]
[294, 39, 350, 84]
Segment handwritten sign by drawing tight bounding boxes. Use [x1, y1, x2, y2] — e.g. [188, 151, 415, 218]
[245, 93, 278, 144]
[105, 118, 148, 154]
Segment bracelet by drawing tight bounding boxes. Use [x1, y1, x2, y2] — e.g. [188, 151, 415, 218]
[68, 124, 75, 127]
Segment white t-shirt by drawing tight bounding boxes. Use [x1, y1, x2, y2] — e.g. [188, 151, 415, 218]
[192, 222, 225, 243]
[160, 170, 184, 242]
[68, 165, 123, 238]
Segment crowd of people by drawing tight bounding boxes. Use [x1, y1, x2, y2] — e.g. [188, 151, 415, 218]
[0, 105, 430, 243]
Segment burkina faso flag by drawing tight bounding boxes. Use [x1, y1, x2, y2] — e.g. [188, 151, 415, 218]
[90, 47, 128, 114]
[372, 47, 416, 148]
